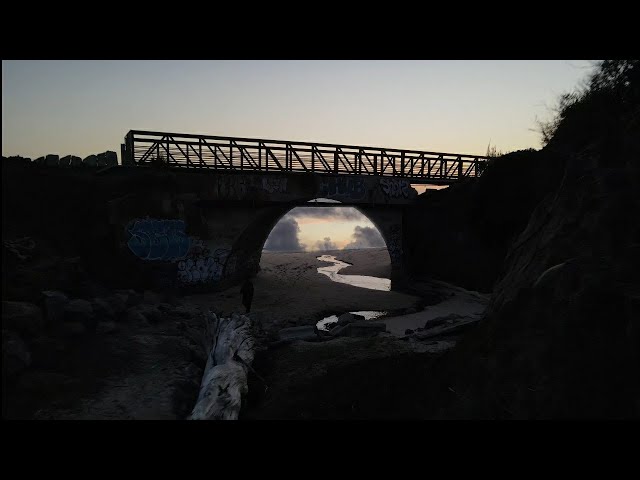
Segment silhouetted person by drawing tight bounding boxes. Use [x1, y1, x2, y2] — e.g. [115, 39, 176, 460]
[240, 278, 254, 313]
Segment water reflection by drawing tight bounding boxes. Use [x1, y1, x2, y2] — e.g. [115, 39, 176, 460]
[317, 311, 387, 331]
[316, 255, 391, 291]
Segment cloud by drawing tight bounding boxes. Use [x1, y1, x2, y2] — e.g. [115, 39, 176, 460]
[286, 206, 367, 223]
[313, 237, 338, 252]
[263, 217, 306, 252]
[344, 225, 386, 249]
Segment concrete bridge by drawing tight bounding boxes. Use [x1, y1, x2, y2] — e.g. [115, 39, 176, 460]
[108, 131, 488, 291]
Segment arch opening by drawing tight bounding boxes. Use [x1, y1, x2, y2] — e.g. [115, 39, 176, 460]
[261, 198, 389, 254]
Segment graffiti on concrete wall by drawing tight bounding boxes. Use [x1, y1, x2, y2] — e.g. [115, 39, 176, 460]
[261, 176, 287, 194]
[177, 242, 231, 285]
[125, 217, 234, 285]
[126, 219, 191, 261]
[387, 224, 403, 264]
[217, 176, 248, 199]
[380, 178, 412, 198]
[319, 177, 366, 200]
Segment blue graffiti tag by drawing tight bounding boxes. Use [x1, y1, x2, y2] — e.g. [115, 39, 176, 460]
[126, 218, 191, 261]
[319, 177, 366, 200]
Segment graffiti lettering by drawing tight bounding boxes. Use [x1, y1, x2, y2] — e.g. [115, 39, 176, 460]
[387, 224, 403, 264]
[177, 247, 231, 284]
[319, 177, 366, 200]
[126, 219, 191, 261]
[380, 178, 411, 198]
[217, 176, 248, 199]
[261, 177, 287, 194]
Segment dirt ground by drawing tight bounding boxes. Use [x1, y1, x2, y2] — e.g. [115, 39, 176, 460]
[184, 249, 422, 334]
[4, 248, 486, 420]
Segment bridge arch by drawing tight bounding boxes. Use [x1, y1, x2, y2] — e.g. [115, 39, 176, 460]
[113, 170, 411, 292]
[220, 199, 404, 289]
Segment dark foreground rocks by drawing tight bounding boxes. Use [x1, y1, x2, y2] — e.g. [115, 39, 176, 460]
[2, 283, 210, 419]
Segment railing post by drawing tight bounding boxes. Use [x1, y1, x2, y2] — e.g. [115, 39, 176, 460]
[199, 138, 203, 167]
[128, 132, 134, 165]
[334, 149, 338, 174]
[401, 151, 405, 177]
[374, 154, 377, 175]
[311, 146, 315, 172]
[229, 141, 233, 169]
[286, 144, 290, 171]
[259, 143, 262, 170]
[458, 156, 462, 178]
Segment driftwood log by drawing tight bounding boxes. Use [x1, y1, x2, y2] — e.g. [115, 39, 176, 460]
[188, 312, 256, 420]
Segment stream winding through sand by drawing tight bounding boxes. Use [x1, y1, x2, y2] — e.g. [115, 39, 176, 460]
[316, 254, 391, 291]
[315, 254, 390, 330]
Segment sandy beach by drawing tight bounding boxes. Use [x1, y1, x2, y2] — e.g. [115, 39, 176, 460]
[184, 248, 420, 333]
[183, 248, 489, 338]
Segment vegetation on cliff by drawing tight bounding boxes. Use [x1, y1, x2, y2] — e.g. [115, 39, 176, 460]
[433, 59, 640, 418]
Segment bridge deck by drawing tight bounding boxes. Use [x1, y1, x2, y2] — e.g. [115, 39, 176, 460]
[122, 130, 488, 184]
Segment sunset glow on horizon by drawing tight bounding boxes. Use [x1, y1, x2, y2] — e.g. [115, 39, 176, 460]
[3, 60, 595, 250]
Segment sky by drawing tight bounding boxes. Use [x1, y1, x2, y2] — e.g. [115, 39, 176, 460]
[2, 60, 596, 251]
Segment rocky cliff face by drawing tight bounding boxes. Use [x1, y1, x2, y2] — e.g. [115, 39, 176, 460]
[432, 155, 640, 418]
[404, 148, 566, 293]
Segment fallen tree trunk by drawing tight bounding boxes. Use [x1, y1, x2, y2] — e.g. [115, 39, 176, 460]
[188, 312, 256, 420]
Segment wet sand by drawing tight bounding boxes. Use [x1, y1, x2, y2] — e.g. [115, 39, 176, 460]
[184, 248, 419, 333]
[326, 248, 392, 278]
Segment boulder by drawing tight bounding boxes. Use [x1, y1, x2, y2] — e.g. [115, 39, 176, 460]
[278, 325, 318, 341]
[108, 293, 129, 315]
[45, 154, 59, 167]
[2, 330, 31, 377]
[174, 305, 199, 318]
[123, 289, 143, 307]
[83, 155, 98, 167]
[136, 304, 163, 323]
[34, 156, 45, 166]
[329, 323, 350, 337]
[143, 290, 164, 304]
[3, 156, 31, 166]
[2, 301, 44, 338]
[98, 151, 118, 167]
[60, 322, 86, 336]
[337, 312, 366, 326]
[348, 321, 386, 337]
[331, 321, 386, 338]
[63, 299, 94, 324]
[158, 303, 174, 313]
[18, 371, 76, 392]
[424, 313, 462, 329]
[3, 237, 36, 263]
[91, 297, 116, 320]
[322, 321, 338, 331]
[126, 308, 147, 324]
[59, 155, 81, 167]
[96, 320, 118, 334]
[41, 291, 69, 326]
